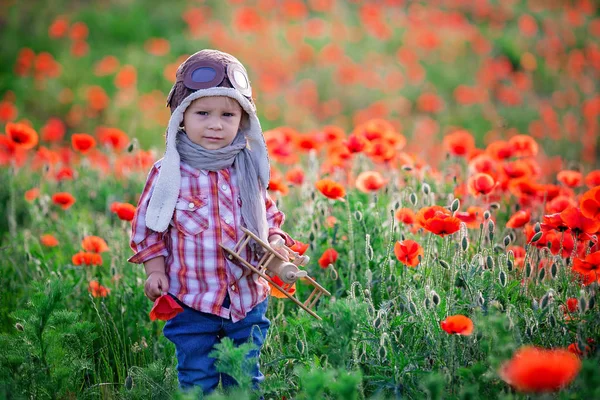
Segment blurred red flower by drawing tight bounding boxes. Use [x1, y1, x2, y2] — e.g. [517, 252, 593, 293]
[0, 100, 18, 122]
[6, 122, 38, 150]
[40, 234, 59, 247]
[506, 210, 531, 228]
[395, 208, 416, 225]
[467, 173, 495, 196]
[566, 297, 578, 313]
[560, 206, 600, 238]
[52, 192, 76, 209]
[508, 135, 538, 158]
[48, 15, 69, 39]
[315, 178, 345, 200]
[443, 129, 475, 157]
[82, 235, 109, 253]
[289, 240, 309, 255]
[24, 188, 40, 202]
[394, 239, 423, 267]
[41, 118, 66, 142]
[318, 248, 338, 268]
[572, 250, 600, 285]
[557, 170, 583, 188]
[88, 280, 110, 297]
[111, 202, 136, 221]
[73, 251, 103, 266]
[584, 170, 600, 188]
[269, 275, 296, 299]
[285, 167, 305, 185]
[115, 65, 137, 89]
[71, 133, 96, 153]
[440, 315, 474, 336]
[144, 38, 170, 56]
[580, 186, 600, 220]
[499, 346, 581, 393]
[356, 171, 386, 193]
[149, 294, 183, 321]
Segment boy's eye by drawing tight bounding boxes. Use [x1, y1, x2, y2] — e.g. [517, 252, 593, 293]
[196, 111, 208, 116]
[223, 113, 235, 117]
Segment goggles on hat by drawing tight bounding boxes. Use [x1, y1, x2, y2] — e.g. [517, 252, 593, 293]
[181, 59, 252, 98]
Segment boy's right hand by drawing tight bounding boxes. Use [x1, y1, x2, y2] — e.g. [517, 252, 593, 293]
[144, 272, 169, 301]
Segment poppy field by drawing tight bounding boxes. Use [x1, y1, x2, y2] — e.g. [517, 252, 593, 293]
[1, 0, 600, 399]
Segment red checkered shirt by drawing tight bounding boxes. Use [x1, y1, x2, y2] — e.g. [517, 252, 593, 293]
[129, 160, 294, 322]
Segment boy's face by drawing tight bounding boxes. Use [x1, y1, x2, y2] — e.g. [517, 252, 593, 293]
[182, 96, 243, 150]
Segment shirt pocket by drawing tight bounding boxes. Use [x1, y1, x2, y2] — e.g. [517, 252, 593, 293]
[172, 194, 209, 236]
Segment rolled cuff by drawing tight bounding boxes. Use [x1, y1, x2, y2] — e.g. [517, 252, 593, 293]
[268, 227, 295, 247]
[128, 241, 168, 264]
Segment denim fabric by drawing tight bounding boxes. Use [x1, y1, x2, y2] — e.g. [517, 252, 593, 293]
[163, 295, 270, 394]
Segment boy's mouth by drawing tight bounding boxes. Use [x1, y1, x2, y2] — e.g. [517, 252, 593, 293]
[203, 136, 222, 140]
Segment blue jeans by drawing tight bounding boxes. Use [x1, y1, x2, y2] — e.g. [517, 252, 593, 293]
[163, 295, 270, 394]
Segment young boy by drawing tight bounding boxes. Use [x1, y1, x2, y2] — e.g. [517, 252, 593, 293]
[128, 49, 294, 394]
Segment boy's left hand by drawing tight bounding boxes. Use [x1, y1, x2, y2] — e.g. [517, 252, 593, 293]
[269, 234, 289, 261]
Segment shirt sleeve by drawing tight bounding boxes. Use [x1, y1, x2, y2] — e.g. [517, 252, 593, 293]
[128, 164, 169, 264]
[264, 189, 295, 246]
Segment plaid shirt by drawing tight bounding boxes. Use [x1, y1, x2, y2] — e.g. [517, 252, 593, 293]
[129, 160, 294, 322]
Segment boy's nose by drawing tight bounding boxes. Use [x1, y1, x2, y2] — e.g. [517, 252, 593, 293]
[208, 118, 222, 130]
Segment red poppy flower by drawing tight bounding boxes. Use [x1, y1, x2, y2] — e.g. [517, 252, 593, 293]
[508, 134, 538, 157]
[0, 101, 18, 122]
[318, 248, 338, 268]
[546, 195, 576, 214]
[81, 235, 109, 253]
[541, 213, 569, 232]
[355, 171, 386, 193]
[315, 178, 345, 200]
[6, 122, 38, 150]
[71, 133, 96, 153]
[52, 192, 76, 210]
[506, 210, 531, 228]
[560, 207, 600, 238]
[499, 346, 581, 393]
[111, 202, 136, 221]
[545, 229, 574, 258]
[24, 187, 40, 202]
[468, 173, 496, 196]
[115, 65, 137, 89]
[344, 134, 368, 153]
[443, 129, 475, 157]
[41, 117, 66, 142]
[557, 170, 583, 188]
[144, 37, 170, 56]
[40, 234, 59, 247]
[88, 280, 110, 297]
[572, 250, 600, 285]
[567, 343, 590, 357]
[72, 251, 103, 266]
[440, 315, 474, 336]
[269, 275, 296, 299]
[566, 298, 578, 313]
[268, 177, 289, 195]
[455, 206, 484, 229]
[580, 186, 600, 220]
[97, 127, 130, 152]
[289, 240, 309, 255]
[395, 208, 416, 225]
[394, 239, 423, 267]
[584, 170, 600, 188]
[415, 205, 451, 227]
[424, 214, 461, 237]
[285, 167, 305, 185]
[149, 294, 184, 321]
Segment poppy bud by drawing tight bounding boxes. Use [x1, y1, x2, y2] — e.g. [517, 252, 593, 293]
[15, 323, 24, 331]
[296, 339, 305, 354]
[538, 267, 546, 282]
[525, 262, 532, 277]
[486, 256, 494, 269]
[579, 296, 587, 313]
[409, 192, 417, 206]
[484, 210, 491, 220]
[503, 235, 511, 247]
[588, 296, 596, 310]
[550, 263, 558, 279]
[461, 236, 469, 251]
[354, 210, 363, 221]
[431, 291, 440, 306]
[534, 222, 541, 233]
[548, 314, 556, 328]
[541, 293, 551, 309]
[438, 259, 449, 269]
[422, 183, 431, 195]
[499, 270, 507, 287]
[447, 200, 459, 214]
[530, 231, 543, 243]
[125, 375, 133, 390]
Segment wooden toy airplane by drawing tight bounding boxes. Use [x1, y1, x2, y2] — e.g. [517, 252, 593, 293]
[220, 227, 330, 320]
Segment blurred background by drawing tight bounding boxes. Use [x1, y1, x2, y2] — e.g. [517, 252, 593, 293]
[1, 0, 598, 166]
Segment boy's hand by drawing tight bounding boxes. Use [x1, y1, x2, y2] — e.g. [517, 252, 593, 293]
[144, 272, 169, 301]
[269, 234, 289, 261]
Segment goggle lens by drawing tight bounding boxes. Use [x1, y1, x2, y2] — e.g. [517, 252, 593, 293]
[191, 67, 217, 83]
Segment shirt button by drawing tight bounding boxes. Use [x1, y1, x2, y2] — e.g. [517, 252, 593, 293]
[221, 185, 228, 191]
[224, 219, 231, 225]
[188, 202, 195, 209]
[230, 284, 236, 291]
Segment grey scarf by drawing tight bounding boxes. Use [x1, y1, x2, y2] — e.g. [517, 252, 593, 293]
[176, 129, 268, 247]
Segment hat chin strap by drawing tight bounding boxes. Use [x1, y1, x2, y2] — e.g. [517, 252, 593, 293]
[146, 87, 270, 232]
